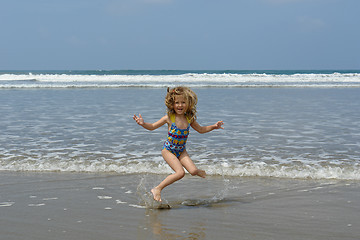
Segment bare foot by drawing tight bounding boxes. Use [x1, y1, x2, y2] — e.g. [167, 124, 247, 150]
[151, 188, 162, 202]
[197, 169, 206, 178]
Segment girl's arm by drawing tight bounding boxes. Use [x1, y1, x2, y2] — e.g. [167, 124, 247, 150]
[133, 114, 169, 131]
[191, 120, 224, 134]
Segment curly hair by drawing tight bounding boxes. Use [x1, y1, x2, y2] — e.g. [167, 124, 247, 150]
[165, 86, 197, 123]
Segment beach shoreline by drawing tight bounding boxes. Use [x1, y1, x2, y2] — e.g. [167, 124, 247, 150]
[1, 84, 360, 239]
[1, 171, 359, 240]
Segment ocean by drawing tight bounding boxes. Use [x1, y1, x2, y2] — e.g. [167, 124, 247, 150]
[1, 70, 360, 180]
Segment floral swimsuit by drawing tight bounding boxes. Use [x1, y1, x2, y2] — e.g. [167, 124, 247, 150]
[163, 114, 191, 158]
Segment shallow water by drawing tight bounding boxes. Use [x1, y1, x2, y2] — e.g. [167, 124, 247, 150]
[1, 88, 360, 180]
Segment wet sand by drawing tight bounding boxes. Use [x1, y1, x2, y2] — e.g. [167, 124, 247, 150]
[1, 171, 359, 240]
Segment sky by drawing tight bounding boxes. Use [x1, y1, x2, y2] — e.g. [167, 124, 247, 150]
[1, 0, 359, 70]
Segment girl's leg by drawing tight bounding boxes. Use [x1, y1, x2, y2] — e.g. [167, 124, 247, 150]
[151, 149, 185, 201]
[179, 150, 206, 178]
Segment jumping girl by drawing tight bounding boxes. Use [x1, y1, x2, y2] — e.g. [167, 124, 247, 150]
[133, 86, 224, 202]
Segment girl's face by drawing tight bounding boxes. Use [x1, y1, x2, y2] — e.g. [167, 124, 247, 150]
[173, 95, 187, 115]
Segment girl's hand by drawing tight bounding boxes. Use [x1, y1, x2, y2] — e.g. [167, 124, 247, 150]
[133, 114, 145, 126]
[214, 121, 224, 130]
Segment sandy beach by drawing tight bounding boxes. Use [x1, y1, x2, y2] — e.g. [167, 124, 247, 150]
[1, 171, 359, 240]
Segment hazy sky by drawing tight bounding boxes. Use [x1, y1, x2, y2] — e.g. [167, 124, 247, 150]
[1, 0, 359, 70]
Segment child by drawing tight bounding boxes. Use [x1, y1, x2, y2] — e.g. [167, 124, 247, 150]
[133, 86, 224, 202]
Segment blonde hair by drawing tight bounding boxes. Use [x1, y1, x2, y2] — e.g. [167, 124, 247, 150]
[165, 86, 197, 123]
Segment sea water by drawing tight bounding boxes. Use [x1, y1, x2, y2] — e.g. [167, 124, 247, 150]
[0, 70, 359, 180]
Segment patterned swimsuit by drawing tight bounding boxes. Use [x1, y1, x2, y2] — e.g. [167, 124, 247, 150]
[163, 114, 190, 158]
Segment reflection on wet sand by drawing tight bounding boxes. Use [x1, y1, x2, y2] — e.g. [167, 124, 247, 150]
[144, 208, 206, 240]
[138, 195, 242, 240]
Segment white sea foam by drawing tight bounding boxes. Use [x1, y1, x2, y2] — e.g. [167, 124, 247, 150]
[128, 204, 146, 209]
[28, 203, 46, 207]
[42, 197, 58, 201]
[0, 158, 359, 180]
[0, 202, 15, 207]
[97, 196, 112, 200]
[1, 72, 360, 88]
